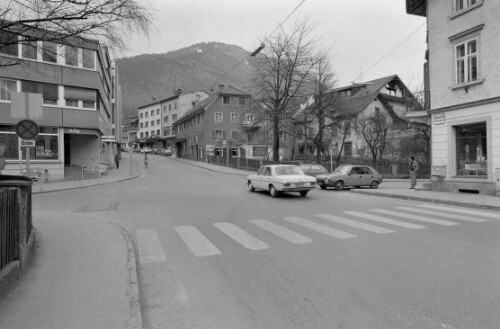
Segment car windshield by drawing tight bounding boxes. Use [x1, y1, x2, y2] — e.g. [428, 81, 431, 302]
[333, 165, 350, 174]
[275, 166, 303, 176]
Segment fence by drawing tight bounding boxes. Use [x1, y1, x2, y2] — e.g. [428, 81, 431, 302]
[0, 188, 18, 271]
[0, 176, 34, 275]
[205, 155, 430, 179]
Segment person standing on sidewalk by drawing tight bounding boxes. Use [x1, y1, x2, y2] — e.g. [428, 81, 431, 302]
[114, 152, 120, 169]
[409, 156, 418, 189]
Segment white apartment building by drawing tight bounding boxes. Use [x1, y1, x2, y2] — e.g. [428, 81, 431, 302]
[137, 90, 208, 151]
[407, 0, 500, 196]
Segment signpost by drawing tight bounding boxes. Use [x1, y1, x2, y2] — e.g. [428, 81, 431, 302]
[15, 119, 39, 176]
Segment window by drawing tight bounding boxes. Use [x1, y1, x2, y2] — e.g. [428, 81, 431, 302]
[151, 110, 154, 116]
[140, 113, 144, 119]
[163, 105, 166, 112]
[156, 119, 160, 125]
[140, 132, 144, 138]
[231, 113, 239, 122]
[140, 123, 144, 128]
[223, 96, 230, 104]
[22, 41, 38, 60]
[0, 32, 19, 56]
[151, 120, 155, 126]
[21, 81, 58, 105]
[145, 112, 149, 118]
[156, 109, 160, 115]
[157, 129, 160, 136]
[215, 112, 223, 122]
[164, 116, 169, 123]
[345, 122, 352, 136]
[455, 0, 478, 12]
[214, 130, 224, 139]
[145, 122, 149, 127]
[245, 114, 254, 122]
[169, 104, 172, 111]
[23, 128, 59, 160]
[0, 79, 17, 101]
[65, 45, 78, 66]
[172, 114, 177, 121]
[455, 122, 487, 177]
[174, 103, 177, 109]
[231, 130, 239, 139]
[42, 42, 57, 63]
[239, 97, 245, 105]
[164, 127, 170, 136]
[145, 132, 149, 137]
[456, 39, 478, 84]
[82, 49, 95, 69]
[64, 86, 96, 109]
[214, 147, 223, 156]
[0, 126, 19, 159]
[247, 132, 253, 142]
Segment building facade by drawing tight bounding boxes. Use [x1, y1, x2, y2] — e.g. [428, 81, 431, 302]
[173, 85, 270, 160]
[0, 26, 120, 180]
[136, 90, 208, 153]
[407, 0, 500, 196]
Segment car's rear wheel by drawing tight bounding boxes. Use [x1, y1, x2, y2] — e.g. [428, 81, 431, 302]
[370, 181, 379, 189]
[248, 181, 255, 192]
[320, 185, 327, 190]
[299, 191, 308, 197]
[269, 185, 279, 197]
[334, 180, 344, 191]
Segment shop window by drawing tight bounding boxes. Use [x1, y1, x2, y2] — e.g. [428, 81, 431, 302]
[455, 122, 487, 177]
[0, 127, 19, 159]
[22, 134, 59, 160]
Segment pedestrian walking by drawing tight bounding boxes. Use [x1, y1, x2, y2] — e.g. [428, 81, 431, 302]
[144, 152, 148, 168]
[409, 156, 418, 189]
[114, 152, 121, 169]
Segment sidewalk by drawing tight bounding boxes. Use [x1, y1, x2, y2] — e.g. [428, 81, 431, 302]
[0, 152, 142, 329]
[174, 157, 500, 211]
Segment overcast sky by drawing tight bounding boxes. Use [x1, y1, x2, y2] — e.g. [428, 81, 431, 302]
[124, 0, 427, 90]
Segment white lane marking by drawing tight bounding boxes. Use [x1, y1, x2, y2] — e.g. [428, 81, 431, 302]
[136, 229, 167, 264]
[283, 217, 357, 239]
[345, 211, 426, 230]
[175, 226, 222, 257]
[214, 222, 269, 251]
[315, 214, 395, 234]
[421, 204, 500, 220]
[372, 209, 458, 226]
[396, 207, 488, 223]
[250, 219, 312, 244]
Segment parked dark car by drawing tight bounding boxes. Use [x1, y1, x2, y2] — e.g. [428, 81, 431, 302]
[298, 164, 329, 177]
[316, 164, 383, 190]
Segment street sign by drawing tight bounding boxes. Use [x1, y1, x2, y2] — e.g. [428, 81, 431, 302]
[20, 139, 36, 147]
[15, 120, 39, 139]
[222, 140, 227, 146]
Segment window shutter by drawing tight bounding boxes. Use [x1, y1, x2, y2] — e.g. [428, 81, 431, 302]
[42, 83, 58, 99]
[65, 86, 96, 101]
[22, 81, 41, 94]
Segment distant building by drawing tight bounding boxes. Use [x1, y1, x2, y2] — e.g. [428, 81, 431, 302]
[136, 89, 208, 152]
[173, 85, 268, 160]
[0, 23, 121, 179]
[293, 75, 426, 161]
[407, 0, 500, 196]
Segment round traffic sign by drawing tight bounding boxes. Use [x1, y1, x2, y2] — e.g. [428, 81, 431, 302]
[15, 120, 39, 139]
[222, 140, 227, 146]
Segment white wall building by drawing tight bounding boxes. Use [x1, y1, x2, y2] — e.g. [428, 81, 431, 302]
[407, 0, 500, 196]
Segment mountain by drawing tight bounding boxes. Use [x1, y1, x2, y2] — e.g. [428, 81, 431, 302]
[117, 42, 254, 118]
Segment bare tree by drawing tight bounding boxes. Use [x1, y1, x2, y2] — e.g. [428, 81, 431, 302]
[250, 20, 319, 162]
[0, 0, 151, 66]
[357, 111, 391, 164]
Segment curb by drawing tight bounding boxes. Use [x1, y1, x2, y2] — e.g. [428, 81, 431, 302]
[107, 221, 143, 329]
[350, 189, 500, 211]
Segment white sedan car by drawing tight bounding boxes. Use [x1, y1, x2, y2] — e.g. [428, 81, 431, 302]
[247, 164, 317, 197]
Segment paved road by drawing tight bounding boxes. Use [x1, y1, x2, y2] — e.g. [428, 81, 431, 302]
[33, 155, 500, 329]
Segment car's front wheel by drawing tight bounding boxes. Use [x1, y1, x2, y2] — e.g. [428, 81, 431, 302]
[299, 191, 308, 197]
[334, 180, 344, 191]
[320, 184, 327, 190]
[248, 181, 255, 192]
[269, 185, 280, 198]
[369, 181, 379, 189]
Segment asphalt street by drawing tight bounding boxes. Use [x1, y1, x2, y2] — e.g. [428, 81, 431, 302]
[31, 155, 500, 329]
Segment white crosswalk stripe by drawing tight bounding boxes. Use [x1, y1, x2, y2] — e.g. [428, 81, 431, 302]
[315, 214, 395, 234]
[372, 209, 459, 226]
[421, 205, 500, 220]
[214, 222, 269, 251]
[344, 211, 427, 229]
[136, 229, 167, 264]
[397, 207, 488, 222]
[175, 226, 222, 257]
[283, 217, 357, 239]
[250, 219, 312, 244]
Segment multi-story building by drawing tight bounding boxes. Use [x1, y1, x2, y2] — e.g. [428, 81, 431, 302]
[407, 0, 500, 196]
[173, 85, 269, 160]
[0, 24, 121, 180]
[136, 89, 208, 152]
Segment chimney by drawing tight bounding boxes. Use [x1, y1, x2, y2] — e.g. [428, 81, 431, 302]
[218, 84, 225, 90]
[173, 88, 183, 96]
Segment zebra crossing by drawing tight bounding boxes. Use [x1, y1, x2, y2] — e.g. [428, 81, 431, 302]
[136, 204, 497, 261]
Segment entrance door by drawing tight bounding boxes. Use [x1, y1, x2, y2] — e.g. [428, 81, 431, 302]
[64, 134, 71, 166]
